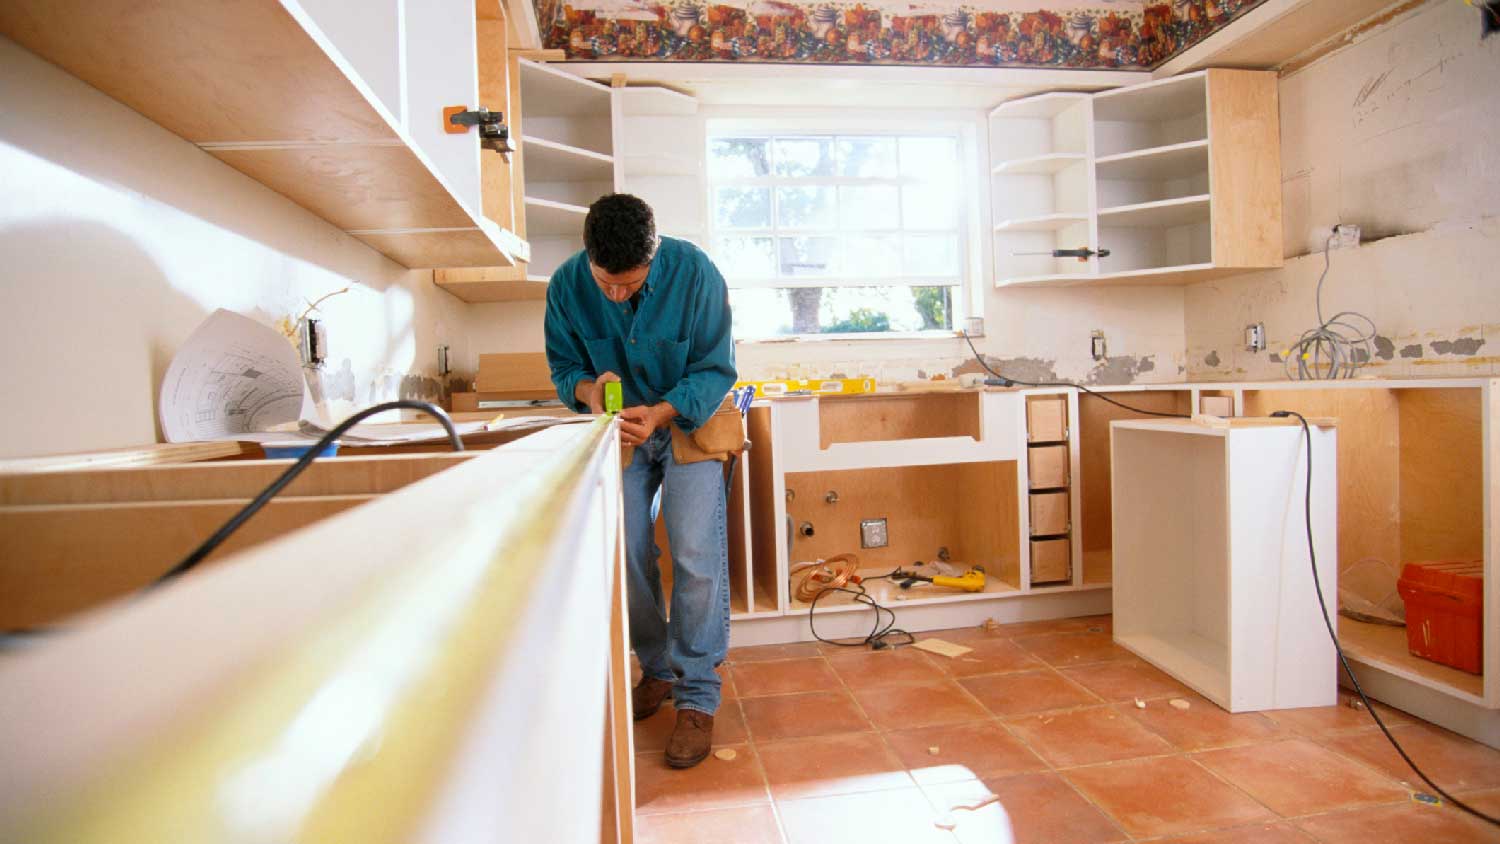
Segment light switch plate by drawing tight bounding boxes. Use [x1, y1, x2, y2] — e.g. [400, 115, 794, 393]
[860, 518, 888, 549]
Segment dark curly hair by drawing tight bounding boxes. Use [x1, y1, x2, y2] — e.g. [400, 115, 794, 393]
[584, 194, 658, 274]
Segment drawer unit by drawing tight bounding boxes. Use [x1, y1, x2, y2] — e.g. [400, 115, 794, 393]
[1027, 444, 1069, 489]
[1029, 490, 1070, 536]
[1026, 395, 1069, 443]
[1031, 538, 1072, 585]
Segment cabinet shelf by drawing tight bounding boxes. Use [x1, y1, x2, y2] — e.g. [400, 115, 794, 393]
[1095, 140, 1209, 181]
[516, 59, 612, 118]
[522, 136, 615, 182]
[0, 0, 525, 271]
[523, 197, 588, 237]
[992, 153, 1087, 176]
[1098, 195, 1210, 228]
[1340, 616, 1486, 703]
[990, 92, 1090, 119]
[994, 213, 1089, 233]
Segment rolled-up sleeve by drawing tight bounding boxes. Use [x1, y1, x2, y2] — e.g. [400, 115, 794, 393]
[544, 276, 594, 414]
[661, 256, 737, 432]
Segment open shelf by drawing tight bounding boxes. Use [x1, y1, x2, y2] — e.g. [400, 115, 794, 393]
[1095, 140, 1209, 181]
[790, 566, 1020, 613]
[1340, 616, 1485, 702]
[1093, 73, 1207, 158]
[992, 153, 1087, 176]
[517, 59, 612, 118]
[1098, 195, 1211, 228]
[990, 92, 1091, 120]
[0, 0, 523, 270]
[995, 213, 1090, 233]
[432, 272, 548, 303]
[521, 136, 615, 182]
[523, 197, 588, 237]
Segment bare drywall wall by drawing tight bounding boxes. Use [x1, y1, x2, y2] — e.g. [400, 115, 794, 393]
[0, 36, 473, 459]
[1186, 0, 1500, 381]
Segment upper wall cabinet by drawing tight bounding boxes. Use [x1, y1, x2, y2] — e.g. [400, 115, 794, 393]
[990, 70, 1281, 289]
[435, 60, 626, 303]
[0, 0, 528, 271]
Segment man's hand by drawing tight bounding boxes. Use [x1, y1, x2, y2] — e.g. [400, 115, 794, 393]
[576, 372, 621, 414]
[618, 402, 677, 447]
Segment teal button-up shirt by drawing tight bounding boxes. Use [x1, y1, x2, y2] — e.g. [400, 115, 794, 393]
[543, 237, 737, 433]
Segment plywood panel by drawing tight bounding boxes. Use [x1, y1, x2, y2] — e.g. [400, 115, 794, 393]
[1207, 69, 1283, 268]
[0, 441, 257, 475]
[1242, 388, 1402, 612]
[434, 276, 546, 302]
[0, 454, 474, 505]
[783, 461, 1019, 586]
[817, 393, 980, 449]
[0, 496, 370, 629]
[1077, 391, 1192, 553]
[477, 352, 556, 397]
[352, 228, 507, 269]
[1397, 388, 1484, 563]
[209, 144, 477, 231]
[477, 13, 518, 232]
[0, 1, 398, 144]
[747, 406, 780, 612]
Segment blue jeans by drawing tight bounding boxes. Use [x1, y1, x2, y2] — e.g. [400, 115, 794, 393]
[623, 427, 730, 715]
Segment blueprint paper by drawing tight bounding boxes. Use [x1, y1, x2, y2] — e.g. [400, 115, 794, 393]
[159, 309, 314, 442]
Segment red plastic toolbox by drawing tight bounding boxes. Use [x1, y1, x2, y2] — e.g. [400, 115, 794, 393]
[1398, 561, 1484, 674]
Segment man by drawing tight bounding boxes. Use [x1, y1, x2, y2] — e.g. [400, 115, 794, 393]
[544, 193, 738, 769]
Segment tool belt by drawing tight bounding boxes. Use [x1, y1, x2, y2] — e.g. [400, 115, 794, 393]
[622, 393, 745, 467]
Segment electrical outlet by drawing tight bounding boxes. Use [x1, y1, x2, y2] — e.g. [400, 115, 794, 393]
[1245, 323, 1266, 352]
[964, 316, 984, 338]
[1090, 330, 1107, 362]
[298, 319, 327, 368]
[1333, 224, 1361, 249]
[860, 518, 888, 549]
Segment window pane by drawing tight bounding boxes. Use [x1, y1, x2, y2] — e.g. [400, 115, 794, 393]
[773, 137, 834, 178]
[901, 183, 959, 230]
[714, 187, 770, 229]
[776, 186, 836, 229]
[836, 137, 897, 177]
[778, 236, 838, 277]
[715, 236, 775, 279]
[708, 138, 771, 179]
[899, 136, 960, 183]
[729, 285, 957, 338]
[838, 186, 900, 230]
[842, 235, 901, 278]
[904, 234, 960, 276]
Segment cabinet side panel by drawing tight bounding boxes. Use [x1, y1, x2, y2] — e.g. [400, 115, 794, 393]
[1207, 70, 1282, 268]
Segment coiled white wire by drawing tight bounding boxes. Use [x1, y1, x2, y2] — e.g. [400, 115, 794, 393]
[1284, 234, 1379, 380]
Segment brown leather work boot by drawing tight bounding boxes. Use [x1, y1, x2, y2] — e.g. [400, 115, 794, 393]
[632, 676, 673, 721]
[665, 709, 714, 769]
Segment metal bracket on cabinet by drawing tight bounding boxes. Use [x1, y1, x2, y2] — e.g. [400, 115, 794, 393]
[444, 106, 514, 159]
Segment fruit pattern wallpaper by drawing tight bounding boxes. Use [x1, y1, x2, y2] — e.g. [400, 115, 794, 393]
[533, 0, 1268, 69]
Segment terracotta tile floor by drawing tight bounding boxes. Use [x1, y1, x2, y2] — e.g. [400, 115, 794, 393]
[630, 616, 1500, 844]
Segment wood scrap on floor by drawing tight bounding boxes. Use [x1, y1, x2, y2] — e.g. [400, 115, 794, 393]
[912, 638, 973, 659]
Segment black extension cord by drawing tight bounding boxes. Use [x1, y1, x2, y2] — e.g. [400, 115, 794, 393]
[962, 331, 1190, 419]
[1273, 409, 1499, 828]
[2, 400, 463, 643]
[807, 571, 914, 651]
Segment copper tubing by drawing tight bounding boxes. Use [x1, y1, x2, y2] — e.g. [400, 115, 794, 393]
[792, 553, 861, 603]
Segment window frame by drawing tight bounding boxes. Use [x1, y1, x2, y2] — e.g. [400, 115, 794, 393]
[704, 116, 979, 340]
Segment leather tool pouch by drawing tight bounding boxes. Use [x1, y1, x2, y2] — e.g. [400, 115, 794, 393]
[670, 394, 745, 465]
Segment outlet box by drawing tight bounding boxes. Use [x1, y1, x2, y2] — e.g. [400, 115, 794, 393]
[964, 316, 984, 338]
[1245, 322, 1266, 352]
[1333, 224, 1361, 249]
[1090, 330, 1107, 362]
[860, 518, 888, 549]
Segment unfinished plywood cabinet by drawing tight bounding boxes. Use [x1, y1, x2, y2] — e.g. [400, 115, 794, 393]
[1026, 395, 1069, 443]
[0, 0, 528, 271]
[990, 69, 1282, 288]
[1030, 538, 1071, 585]
[1027, 444, 1069, 489]
[1029, 491, 1070, 537]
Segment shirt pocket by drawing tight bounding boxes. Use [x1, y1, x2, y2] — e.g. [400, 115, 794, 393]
[631, 333, 690, 389]
[582, 336, 625, 379]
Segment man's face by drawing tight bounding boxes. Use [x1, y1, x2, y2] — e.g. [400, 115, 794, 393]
[590, 261, 651, 303]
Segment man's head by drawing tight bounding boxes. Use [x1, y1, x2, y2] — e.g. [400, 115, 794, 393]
[584, 193, 658, 302]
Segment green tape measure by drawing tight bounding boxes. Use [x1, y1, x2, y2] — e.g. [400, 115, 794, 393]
[604, 381, 623, 414]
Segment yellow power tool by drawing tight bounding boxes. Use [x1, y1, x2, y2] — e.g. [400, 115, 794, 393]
[894, 565, 986, 593]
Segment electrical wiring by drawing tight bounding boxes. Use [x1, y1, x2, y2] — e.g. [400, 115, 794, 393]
[1273, 409, 1499, 828]
[791, 553, 862, 602]
[1283, 234, 1379, 381]
[1, 400, 463, 645]
[961, 330, 1190, 419]
[800, 562, 913, 650]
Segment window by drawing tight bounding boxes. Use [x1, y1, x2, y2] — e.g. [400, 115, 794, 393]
[706, 131, 966, 339]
